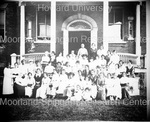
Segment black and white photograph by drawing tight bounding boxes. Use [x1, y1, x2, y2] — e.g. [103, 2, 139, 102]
[0, 0, 150, 121]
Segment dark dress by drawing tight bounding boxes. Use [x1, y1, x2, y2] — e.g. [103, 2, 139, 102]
[126, 66, 134, 77]
[32, 74, 43, 98]
[90, 48, 97, 60]
[105, 55, 110, 65]
[14, 83, 25, 98]
[82, 70, 90, 80]
[88, 74, 98, 84]
[96, 77, 106, 101]
[121, 83, 131, 99]
[13, 76, 26, 98]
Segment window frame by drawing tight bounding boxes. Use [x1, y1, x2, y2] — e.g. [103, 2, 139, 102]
[35, 8, 51, 43]
[109, 7, 124, 40]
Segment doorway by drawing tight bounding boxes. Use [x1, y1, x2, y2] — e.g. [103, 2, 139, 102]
[69, 31, 91, 55]
[62, 14, 98, 56]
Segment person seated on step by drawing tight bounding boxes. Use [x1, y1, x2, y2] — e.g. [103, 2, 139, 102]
[126, 60, 135, 78]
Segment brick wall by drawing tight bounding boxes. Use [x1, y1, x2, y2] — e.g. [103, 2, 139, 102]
[1, 2, 19, 65]
[56, 2, 103, 55]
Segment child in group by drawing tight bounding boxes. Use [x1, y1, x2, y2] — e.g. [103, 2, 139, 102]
[70, 85, 83, 101]
[112, 74, 122, 100]
[65, 73, 77, 100]
[105, 73, 116, 100]
[82, 87, 92, 101]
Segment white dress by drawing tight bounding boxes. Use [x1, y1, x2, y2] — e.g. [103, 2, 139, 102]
[70, 90, 82, 101]
[90, 84, 97, 99]
[82, 90, 92, 101]
[25, 77, 35, 97]
[105, 78, 121, 99]
[77, 48, 88, 57]
[2, 68, 14, 95]
[36, 77, 50, 99]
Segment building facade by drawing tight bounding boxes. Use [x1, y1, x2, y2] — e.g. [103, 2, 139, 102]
[0, 0, 148, 66]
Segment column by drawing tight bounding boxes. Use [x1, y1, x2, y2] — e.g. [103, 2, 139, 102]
[63, 29, 68, 56]
[20, 4, 25, 56]
[11, 53, 17, 67]
[136, 4, 141, 66]
[50, 0, 56, 52]
[91, 27, 98, 49]
[103, 0, 109, 51]
[146, 0, 150, 120]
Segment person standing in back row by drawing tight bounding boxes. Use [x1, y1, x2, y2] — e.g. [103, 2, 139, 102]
[77, 43, 88, 59]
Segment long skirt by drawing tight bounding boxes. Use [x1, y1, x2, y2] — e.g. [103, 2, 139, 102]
[36, 86, 48, 99]
[96, 87, 106, 101]
[121, 84, 130, 99]
[25, 86, 33, 97]
[14, 83, 25, 98]
[32, 85, 40, 98]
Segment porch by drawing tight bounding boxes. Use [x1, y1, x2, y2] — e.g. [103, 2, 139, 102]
[10, 52, 142, 67]
[17, 0, 144, 67]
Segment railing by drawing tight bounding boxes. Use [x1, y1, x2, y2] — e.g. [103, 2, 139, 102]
[11, 52, 138, 67]
[118, 53, 138, 65]
[22, 53, 45, 63]
[11, 53, 45, 67]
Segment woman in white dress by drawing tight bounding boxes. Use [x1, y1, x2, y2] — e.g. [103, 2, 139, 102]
[70, 85, 83, 101]
[36, 72, 50, 99]
[25, 72, 35, 97]
[2, 64, 14, 95]
[82, 87, 92, 101]
[41, 51, 50, 70]
[112, 74, 122, 100]
[97, 45, 106, 57]
[55, 69, 69, 99]
[105, 73, 116, 100]
[77, 43, 88, 58]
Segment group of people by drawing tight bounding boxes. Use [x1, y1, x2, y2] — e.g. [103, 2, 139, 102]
[2, 43, 136, 101]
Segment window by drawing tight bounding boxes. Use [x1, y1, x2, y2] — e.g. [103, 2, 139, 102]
[27, 20, 32, 39]
[109, 8, 123, 24]
[0, 10, 5, 40]
[109, 8, 124, 40]
[37, 9, 51, 41]
[128, 17, 134, 40]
